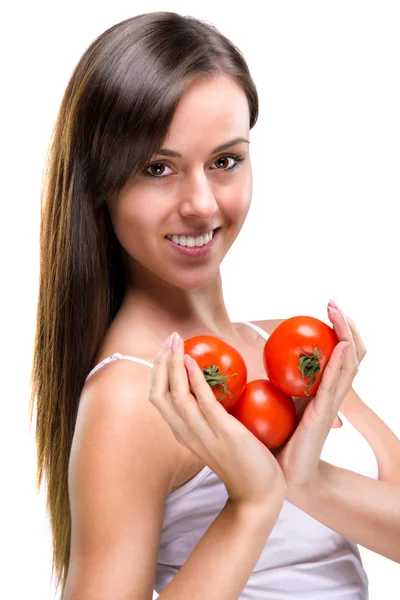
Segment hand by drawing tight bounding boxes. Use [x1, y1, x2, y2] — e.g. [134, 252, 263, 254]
[274, 299, 367, 491]
[149, 332, 286, 508]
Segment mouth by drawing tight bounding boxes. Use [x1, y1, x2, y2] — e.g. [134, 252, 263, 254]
[164, 227, 222, 256]
[165, 227, 221, 247]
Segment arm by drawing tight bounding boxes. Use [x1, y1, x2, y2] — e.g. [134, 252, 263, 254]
[63, 362, 179, 600]
[64, 360, 284, 600]
[159, 495, 284, 600]
[286, 462, 400, 563]
[287, 387, 400, 563]
[261, 311, 400, 562]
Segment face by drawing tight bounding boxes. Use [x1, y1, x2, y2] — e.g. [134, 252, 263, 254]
[107, 74, 252, 291]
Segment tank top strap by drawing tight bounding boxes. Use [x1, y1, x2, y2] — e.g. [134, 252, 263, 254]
[86, 322, 269, 383]
[85, 352, 153, 383]
[239, 320, 270, 341]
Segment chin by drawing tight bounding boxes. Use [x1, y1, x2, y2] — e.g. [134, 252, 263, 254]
[166, 266, 222, 291]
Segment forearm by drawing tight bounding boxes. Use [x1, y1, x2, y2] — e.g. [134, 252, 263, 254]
[159, 495, 284, 600]
[287, 460, 400, 562]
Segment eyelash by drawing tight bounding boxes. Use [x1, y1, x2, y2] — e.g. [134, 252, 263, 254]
[142, 154, 245, 180]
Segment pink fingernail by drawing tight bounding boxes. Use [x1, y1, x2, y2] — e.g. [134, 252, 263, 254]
[329, 299, 340, 311]
[171, 332, 180, 352]
[341, 342, 349, 357]
[162, 334, 173, 349]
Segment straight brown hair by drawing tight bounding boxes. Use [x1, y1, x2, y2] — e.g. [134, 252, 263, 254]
[29, 11, 259, 595]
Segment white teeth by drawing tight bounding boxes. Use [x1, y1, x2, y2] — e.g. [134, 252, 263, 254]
[166, 229, 215, 247]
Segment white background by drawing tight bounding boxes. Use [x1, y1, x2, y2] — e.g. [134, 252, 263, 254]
[1, 1, 399, 598]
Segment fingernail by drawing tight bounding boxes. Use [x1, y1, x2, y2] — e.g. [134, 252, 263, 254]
[341, 342, 349, 357]
[329, 299, 341, 311]
[171, 332, 180, 352]
[162, 334, 173, 349]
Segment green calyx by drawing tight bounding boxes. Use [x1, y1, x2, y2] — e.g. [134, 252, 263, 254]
[298, 346, 324, 396]
[202, 364, 237, 401]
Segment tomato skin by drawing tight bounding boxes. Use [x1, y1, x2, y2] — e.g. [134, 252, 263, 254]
[230, 379, 296, 450]
[183, 335, 247, 412]
[263, 316, 339, 397]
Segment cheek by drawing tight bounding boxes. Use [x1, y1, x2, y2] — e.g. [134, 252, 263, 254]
[235, 164, 252, 203]
[229, 176, 252, 232]
[239, 193, 252, 225]
[225, 175, 252, 219]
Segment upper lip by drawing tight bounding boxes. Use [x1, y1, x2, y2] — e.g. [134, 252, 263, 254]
[166, 227, 220, 237]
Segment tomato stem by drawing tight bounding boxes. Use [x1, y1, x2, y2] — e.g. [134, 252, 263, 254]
[202, 364, 238, 401]
[297, 346, 324, 396]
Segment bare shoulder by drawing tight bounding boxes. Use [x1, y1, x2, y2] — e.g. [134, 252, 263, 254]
[74, 358, 180, 496]
[65, 360, 180, 597]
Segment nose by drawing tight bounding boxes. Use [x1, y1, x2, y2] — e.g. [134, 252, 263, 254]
[178, 170, 219, 220]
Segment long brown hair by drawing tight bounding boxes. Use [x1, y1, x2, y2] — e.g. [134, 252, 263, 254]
[29, 11, 259, 595]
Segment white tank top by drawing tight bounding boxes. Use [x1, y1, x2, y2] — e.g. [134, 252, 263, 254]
[85, 321, 379, 599]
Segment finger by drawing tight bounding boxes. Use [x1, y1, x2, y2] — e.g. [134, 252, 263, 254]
[185, 354, 233, 436]
[328, 305, 353, 347]
[167, 334, 218, 446]
[168, 333, 190, 397]
[345, 315, 367, 362]
[150, 336, 172, 392]
[334, 334, 361, 403]
[327, 305, 358, 371]
[327, 306, 366, 400]
[313, 341, 348, 419]
[149, 338, 191, 443]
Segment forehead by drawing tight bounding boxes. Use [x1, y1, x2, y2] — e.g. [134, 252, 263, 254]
[162, 75, 250, 152]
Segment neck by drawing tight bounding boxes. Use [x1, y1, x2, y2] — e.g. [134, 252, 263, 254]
[118, 270, 240, 343]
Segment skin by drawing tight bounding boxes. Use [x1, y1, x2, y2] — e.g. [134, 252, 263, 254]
[90, 73, 400, 563]
[106, 74, 252, 348]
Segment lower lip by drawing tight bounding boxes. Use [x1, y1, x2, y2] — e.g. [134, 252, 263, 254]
[165, 228, 221, 257]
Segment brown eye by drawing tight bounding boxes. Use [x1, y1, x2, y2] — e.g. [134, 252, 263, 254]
[148, 164, 167, 176]
[211, 155, 244, 172]
[143, 154, 244, 180]
[215, 156, 230, 169]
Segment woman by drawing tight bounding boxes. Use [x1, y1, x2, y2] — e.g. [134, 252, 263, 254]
[30, 11, 400, 600]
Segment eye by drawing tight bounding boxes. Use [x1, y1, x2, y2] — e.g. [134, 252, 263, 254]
[142, 154, 245, 180]
[144, 163, 173, 178]
[211, 155, 241, 171]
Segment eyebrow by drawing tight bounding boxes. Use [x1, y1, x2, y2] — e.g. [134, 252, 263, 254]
[156, 137, 250, 158]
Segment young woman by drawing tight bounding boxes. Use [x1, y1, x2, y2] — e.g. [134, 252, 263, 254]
[30, 11, 400, 600]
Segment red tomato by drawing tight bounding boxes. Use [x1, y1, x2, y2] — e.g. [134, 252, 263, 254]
[184, 335, 247, 412]
[229, 379, 296, 450]
[264, 316, 339, 397]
